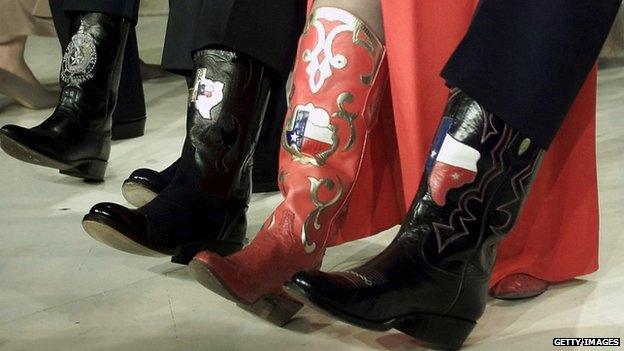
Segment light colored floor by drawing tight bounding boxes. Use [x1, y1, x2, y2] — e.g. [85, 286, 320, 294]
[1, 15, 623, 351]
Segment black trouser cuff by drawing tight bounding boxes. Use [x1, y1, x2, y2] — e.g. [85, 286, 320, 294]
[441, 0, 621, 149]
[62, 0, 140, 22]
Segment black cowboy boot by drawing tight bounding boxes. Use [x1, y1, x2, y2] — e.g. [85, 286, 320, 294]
[120, 82, 283, 207]
[285, 89, 546, 350]
[0, 13, 130, 181]
[82, 49, 272, 264]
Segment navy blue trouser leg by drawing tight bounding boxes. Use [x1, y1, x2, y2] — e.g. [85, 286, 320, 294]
[163, 0, 306, 81]
[442, 0, 622, 148]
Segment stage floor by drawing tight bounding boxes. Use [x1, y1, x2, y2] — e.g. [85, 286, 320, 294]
[0, 15, 622, 351]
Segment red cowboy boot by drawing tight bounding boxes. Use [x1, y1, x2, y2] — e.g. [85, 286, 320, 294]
[189, 7, 387, 326]
[490, 273, 549, 300]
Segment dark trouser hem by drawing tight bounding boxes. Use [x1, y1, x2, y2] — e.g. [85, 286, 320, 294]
[441, 0, 621, 149]
[252, 83, 288, 187]
[50, 0, 146, 122]
[113, 29, 146, 122]
[62, 0, 140, 21]
[160, 0, 203, 76]
[162, 0, 306, 82]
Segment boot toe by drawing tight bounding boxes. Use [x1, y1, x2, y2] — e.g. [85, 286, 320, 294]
[191, 252, 303, 326]
[87, 202, 148, 232]
[192, 251, 240, 288]
[82, 202, 167, 257]
[288, 271, 360, 307]
[490, 273, 549, 300]
[192, 251, 267, 303]
[122, 168, 168, 207]
[191, 252, 251, 302]
[290, 271, 333, 295]
[1, 124, 29, 140]
[0, 124, 65, 167]
[0, 125, 28, 153]
[1, 124, 55, 147]
[127, 168, 169, 191]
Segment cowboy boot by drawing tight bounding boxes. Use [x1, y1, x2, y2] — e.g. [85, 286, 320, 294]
[490, 273, 549, 300]
[82, 48, 272, 264]
[284, 89, 546, 350]
[0, 13, 130, 181]
[120, 101, 282, 208]
[189, 7, 388, 326]
[121, 79, 283, 208]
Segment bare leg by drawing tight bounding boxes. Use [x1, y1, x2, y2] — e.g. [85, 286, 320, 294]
[0, 36, 58, 109]
[0, 36, 41, 86]
[313, 0, 385, 42]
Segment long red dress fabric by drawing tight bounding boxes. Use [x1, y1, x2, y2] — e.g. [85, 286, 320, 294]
[304, 1, 600, 286]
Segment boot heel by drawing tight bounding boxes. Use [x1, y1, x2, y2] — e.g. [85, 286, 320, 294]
[112, 117, 146, 140]
[60, 159, 108, 181]
[241, 294, 303, 327]
[395, 314, 476, 350]
[171, 241, 243, 265]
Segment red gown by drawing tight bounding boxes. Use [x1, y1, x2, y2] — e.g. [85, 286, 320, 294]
[309, 1, 600, 286]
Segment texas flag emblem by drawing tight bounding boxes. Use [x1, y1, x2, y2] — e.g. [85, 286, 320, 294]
[427, 117, 481, 206]
[192, 69, 225, 120]
[286, 103, 335, 156]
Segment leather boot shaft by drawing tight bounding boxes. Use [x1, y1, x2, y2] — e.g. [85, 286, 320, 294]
[55, 12, 130, 133]
[188, 49, 272, 201]
[407, 89, 545, 276]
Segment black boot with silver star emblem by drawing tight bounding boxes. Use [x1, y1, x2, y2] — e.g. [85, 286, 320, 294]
[0, 12, 131, 181]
